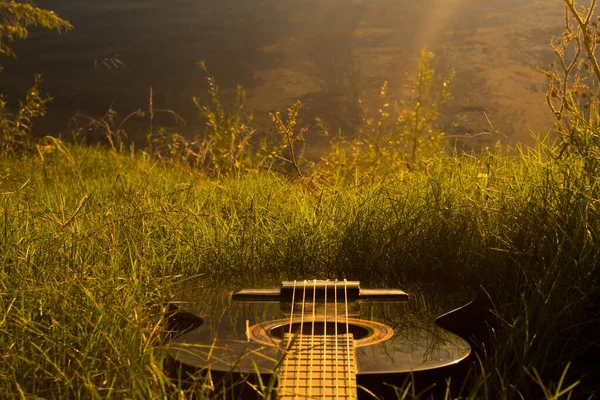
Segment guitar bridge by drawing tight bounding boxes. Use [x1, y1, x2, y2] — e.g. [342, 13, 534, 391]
[232, 280, 408, 302]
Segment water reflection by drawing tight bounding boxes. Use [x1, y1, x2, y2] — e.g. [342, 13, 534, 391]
[2, 0, 564, 150]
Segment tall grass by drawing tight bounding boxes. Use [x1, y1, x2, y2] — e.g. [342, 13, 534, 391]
[1, 135, 599, 397]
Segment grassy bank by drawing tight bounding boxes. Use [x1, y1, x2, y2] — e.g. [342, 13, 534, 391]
[1, 140, 599, 398]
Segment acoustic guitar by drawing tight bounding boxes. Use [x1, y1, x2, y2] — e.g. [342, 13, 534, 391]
[166, 280, 472, 399]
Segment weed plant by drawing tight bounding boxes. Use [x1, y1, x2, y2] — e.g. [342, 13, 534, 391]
[0, 1, 71, 155]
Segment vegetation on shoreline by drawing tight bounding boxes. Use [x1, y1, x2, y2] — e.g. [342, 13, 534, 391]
[1, 0, 600, 399]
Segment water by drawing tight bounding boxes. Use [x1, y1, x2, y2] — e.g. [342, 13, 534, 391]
[1, 0, 564, 150]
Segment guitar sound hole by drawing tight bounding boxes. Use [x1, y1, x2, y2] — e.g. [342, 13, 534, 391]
[269, 322, 371, 340]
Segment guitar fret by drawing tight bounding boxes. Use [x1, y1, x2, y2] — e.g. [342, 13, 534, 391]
[278, 333, 357, 400]
[284, 357, 354, 360]
[278, 373, 355, 379]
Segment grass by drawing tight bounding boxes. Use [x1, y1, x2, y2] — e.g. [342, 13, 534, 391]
[1, 138, 599, 398]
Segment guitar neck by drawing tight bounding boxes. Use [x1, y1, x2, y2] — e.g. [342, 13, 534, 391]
[278, 333, 358, 399]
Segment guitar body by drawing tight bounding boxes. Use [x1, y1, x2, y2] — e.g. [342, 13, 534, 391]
[166, 282, 472, 399]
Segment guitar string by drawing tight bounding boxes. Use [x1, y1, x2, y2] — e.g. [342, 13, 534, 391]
[334, 279, 339, 400]
[281, 280, 297, 398]
[344, 279, 353, 398]
[287, 280, 297, 346]
[323, 279, 328, 397]
[282, 279, 297, 396]
[294, 280, 307, 400]
[309, 279, 317, 398]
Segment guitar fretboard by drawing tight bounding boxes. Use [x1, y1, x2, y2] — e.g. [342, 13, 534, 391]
[278, 333, 357, 399]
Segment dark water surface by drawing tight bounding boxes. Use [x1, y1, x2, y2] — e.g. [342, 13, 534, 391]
[2, 0, 563, 149]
